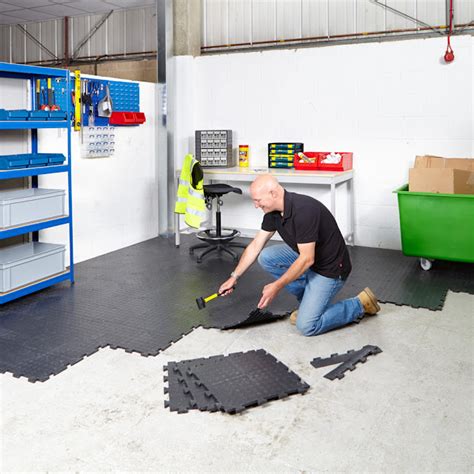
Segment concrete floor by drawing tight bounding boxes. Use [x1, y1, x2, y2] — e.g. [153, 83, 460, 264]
[1, 290, 473, 472]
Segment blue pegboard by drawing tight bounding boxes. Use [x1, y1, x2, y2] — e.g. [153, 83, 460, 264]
[34, 77, 140, 127]
[108, 81, 139, 112]
[36, 77, 69, 112]
[78, 78, 140, 127]
[82, 78, 107, 127]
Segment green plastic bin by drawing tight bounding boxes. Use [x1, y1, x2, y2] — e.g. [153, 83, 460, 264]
[394, 185, 474, 269]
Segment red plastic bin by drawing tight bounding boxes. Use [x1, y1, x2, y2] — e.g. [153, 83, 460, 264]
[293, 152, 319, 170]
[109, 111, 146, 125]
[134, 112, 146, 124]
[317, 152, 353, 171]
[294, 151, 353, 171]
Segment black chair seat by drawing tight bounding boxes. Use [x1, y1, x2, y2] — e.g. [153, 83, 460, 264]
[203, 183, 242, 197]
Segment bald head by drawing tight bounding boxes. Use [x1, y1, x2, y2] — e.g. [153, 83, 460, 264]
[250, 174, 284, 213]
[250, 174, 280, 194]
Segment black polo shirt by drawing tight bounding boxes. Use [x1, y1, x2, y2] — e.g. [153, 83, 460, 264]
[261, 191, 352, 280]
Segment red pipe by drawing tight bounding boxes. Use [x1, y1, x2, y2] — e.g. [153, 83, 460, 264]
[444, 0, 454, 62]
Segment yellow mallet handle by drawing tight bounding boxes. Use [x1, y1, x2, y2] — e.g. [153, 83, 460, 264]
[204, 293, 219, 303]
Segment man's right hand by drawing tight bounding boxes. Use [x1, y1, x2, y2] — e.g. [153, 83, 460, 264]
[219, 277, 237, 296]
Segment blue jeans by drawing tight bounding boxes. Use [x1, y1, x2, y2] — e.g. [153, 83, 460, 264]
[258, 244, 364, 336]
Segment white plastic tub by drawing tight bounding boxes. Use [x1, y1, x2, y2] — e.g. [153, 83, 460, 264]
[0, 188, 66, 228]
[0, 242, 66, 292]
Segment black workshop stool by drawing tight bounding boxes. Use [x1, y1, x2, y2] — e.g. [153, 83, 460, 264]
[190, 183, 247, 263]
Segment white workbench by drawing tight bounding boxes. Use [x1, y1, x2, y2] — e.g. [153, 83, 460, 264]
[175, 166, 355, 247]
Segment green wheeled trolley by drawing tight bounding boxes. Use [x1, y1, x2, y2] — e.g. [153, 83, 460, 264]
[394, 185, 474, 271]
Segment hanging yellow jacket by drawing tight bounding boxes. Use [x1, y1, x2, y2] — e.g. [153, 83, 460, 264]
[175, 154, 206, 228]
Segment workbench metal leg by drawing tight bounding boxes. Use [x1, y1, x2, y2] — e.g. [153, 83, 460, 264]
[347, 177, 355, 246]
[175, 175, 180, 247]
[175, 212, 180, 247]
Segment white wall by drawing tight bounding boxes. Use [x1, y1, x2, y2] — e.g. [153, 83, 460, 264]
[0, 74, 157, 265]
[40, 76, 157, 264]
[173, 35, 473, 250]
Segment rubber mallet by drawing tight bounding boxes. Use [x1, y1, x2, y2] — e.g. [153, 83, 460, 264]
[196, 287, 235, 310]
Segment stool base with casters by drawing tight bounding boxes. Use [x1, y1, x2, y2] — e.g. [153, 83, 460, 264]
[190, 228, 247, 263]
[189, 183, 247, 263]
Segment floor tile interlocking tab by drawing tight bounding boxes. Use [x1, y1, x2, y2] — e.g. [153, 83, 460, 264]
[311, 345, 383, 380]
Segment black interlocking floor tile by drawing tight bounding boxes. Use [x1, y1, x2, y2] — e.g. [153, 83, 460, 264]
[218, 308, 289, 330]
[0, 236, 293, 382]
[311, 345, 383, 380]
[336, 246, 474, 310]
[164, 357, 223, 413]
[175, 359, 221, 412]
[0, 236, 472, 383]
[163, 362, 195, 413]
[186, 349, 310, 414]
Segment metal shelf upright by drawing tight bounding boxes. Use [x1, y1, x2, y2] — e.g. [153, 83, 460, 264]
[0, 61, 74, 304]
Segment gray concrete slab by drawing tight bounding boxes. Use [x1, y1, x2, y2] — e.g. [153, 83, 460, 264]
[1, 290, 473, 472]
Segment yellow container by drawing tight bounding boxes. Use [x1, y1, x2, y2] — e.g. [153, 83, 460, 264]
[239, 145, 249, 167]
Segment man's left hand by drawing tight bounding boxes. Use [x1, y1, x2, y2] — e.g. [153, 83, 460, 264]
[258, 281, 282, 309]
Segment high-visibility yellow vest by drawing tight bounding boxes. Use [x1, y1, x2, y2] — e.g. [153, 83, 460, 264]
[175, 154, 206, 228]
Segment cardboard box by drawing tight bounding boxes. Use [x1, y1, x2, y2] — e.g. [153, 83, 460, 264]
[409, 155, 474, 194]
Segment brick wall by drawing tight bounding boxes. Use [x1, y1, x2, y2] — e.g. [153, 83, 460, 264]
[66, 59, 157, 83]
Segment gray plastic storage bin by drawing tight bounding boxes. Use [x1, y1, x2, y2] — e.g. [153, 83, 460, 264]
[0, 188, 65, 228]
[0, 242, 66, 292]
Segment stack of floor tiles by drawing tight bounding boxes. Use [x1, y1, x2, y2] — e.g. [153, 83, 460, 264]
[164, 349, 310, 414]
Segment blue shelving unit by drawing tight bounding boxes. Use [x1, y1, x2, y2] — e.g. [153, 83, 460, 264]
[0, 61, 74, 304]
[0, 121, 69, 130]
[0, 165, 69, 179]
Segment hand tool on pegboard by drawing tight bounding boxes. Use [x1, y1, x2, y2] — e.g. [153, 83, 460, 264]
[35, 79, 41, 110]
[196, 287, 235, 310]
[39, 81, 49, 111]
[80, 78, 86, 142]
[47, 78, 53, 110]
[81, 79, 93, 128]
[45, 77, 60, 111]
[88, 80, 100, 126]
[97, 83, 113, 118]
[50, 84, 60, 111]
[73, 70, 81, 131]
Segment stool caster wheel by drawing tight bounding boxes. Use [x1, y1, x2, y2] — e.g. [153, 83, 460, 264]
[197, 258, 202, 264]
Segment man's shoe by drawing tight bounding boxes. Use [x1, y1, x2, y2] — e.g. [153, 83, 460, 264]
[357, 287, 381, 315]
[289, 310, 298, 325]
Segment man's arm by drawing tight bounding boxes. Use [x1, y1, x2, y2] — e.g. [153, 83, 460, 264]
[219, 229, 275, 295]
[258, 242, 315, 308]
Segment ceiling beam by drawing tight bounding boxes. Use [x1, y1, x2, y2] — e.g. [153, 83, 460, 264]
[370, 0, 445, 36]
[71, 10, 113, 60]
[16, 24, 58, 60]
